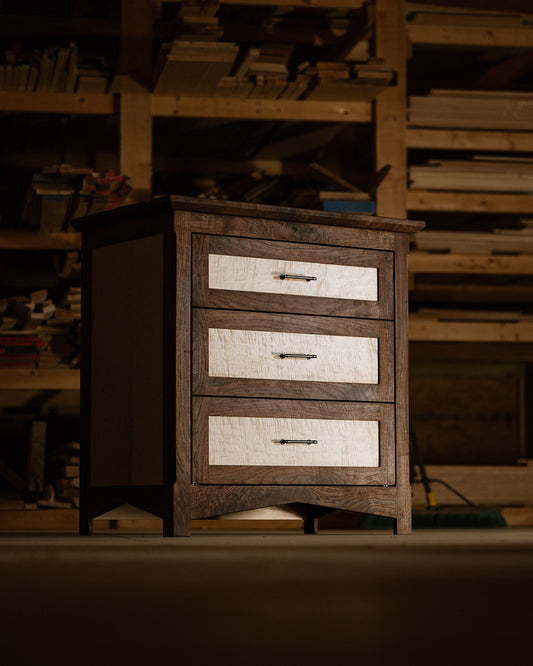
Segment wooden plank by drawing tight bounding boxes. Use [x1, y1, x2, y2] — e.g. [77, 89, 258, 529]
[151, 96, 372, 123]
[406, 129, 533, 152]
[0, 231, 81, 251]
[120, 0, 153, 90]
[0, 15, 120, 35]
[409, 315, 533, 342]
[407, 190, 533, 214]
[411, 463, 533, 507]
[219, 0, 367, 5]
[0, 509, 80, 530]
[375, 0, 407, 218]
[408, 23, 533, 47]
[117, 76, 152, 202]
[0, 91, 114, 114]
[413, 230, 533, 254]
[0, 369, 80, 390]
[409, 251, 533, 275]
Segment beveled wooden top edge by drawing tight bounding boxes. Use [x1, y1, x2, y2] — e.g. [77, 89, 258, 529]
[72, 195, 425, 234]
[170, 195, 426, 234]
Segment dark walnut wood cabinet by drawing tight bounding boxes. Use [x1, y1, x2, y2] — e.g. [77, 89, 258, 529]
[73, 196, 424, 536]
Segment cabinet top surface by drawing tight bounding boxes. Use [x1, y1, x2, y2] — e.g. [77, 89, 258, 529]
[72, 194, 425, 234]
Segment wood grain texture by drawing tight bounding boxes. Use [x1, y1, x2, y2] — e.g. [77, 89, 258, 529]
[191, 484, 398, 520]
[193, 309, 394, 402]
[192, 398, 395, 485]
[79, 239, 92, 535]
[90, 234, 164, 487]
[73, 195, 424, 235]
[208, 254, 378, 301]
[194, 235, 394, 319]
[169, 195, 423, 234]
[168, 219, 193, 536]
[208, 416, 379, 467]
[394, 234, 412, 534]
[208, 328, 379, 384]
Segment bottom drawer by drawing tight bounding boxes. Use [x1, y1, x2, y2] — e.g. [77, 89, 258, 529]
[192, 398, 395, 485]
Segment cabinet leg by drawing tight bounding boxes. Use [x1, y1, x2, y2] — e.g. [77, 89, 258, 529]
[163, 515, 191, 537]
[393, 513, 412, 535]
[303, 515, 319, 535]
[79, 514, 93, 536]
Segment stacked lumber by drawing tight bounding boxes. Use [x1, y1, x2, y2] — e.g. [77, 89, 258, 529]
[0, 289, 55, 333]
[409, 90, 533, 130]
[409, 157, 533, 193]
[20, 165, 132, 231]
[0, 289, 80, 369]
[0, 43, 110, 93]
[45, 442, 80, 509]
[307, 60, 394, 102]
[414, 226, 533, 255]
[153, 40, 239, 96]
[409, 308, 533, 342]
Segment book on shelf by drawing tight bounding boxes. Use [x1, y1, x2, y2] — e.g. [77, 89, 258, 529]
[0, 43, 108, 94]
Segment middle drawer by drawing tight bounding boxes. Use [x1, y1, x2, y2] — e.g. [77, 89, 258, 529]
[193, 309, 394, 402]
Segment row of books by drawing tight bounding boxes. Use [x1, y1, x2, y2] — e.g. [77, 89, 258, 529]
[20, 165, 132, 232]
[1, 43, 110, 94]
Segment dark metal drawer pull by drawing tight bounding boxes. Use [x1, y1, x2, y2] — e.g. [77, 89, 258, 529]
[279, 353, 317, 359]
[278, 274, 317, 282]
[280, 439, 318, 446]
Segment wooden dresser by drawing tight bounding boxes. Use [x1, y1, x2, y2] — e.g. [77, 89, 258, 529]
[73, 196, 424, 536]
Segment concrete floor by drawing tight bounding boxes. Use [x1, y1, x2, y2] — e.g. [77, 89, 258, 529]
[1, 528, 532, 666]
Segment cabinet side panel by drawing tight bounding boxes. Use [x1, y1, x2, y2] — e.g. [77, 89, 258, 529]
[90, 234, 164, 486]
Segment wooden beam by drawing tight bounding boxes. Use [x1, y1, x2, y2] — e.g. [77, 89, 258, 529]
[151, 96, 372, 123]
[409, 0, 533, 13]
[117, 76, 152, 202]
[375, 0, 407, 218]
[407, 190, 533, 214]
[406, 128, 533, 152]
[409, 251, 533, 275]
[0, 92, 114, 115]
[408, 24, 533, 48]
[0, 369, 80, 391]
[0, 231, 81, 251]
[221, 0, 367, 6]
[0, 15, 120, 35]
[409, 315, 533, 342]
[121, 0, 153, 90]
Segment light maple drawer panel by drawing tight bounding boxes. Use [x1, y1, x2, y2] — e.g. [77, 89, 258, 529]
[192, 235, 394, 319]
[209, 254, 378, 301]
[209, 416, 379, 467]
[208, 328, 378, 384]
[193, 398, 395, 485]
[193, 309, 394, 402]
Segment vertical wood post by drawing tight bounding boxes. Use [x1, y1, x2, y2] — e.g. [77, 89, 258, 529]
[119, 0, 153, 202]
[375, 0, 407, 218]
[117, 75, 153, 203]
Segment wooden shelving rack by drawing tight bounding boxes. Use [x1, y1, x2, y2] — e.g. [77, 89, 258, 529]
[3, 0, 533, 525]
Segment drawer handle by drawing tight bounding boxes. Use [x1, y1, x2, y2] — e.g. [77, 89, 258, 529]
[278, 353, 317, 360]
[278, 274, 317, 282]
[280, 439, 318, 446]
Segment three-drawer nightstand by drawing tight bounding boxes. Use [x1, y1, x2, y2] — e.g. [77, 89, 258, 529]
[73, 196, 424, 536]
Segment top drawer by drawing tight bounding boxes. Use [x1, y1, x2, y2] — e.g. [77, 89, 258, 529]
[192, 235, 394, 320]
